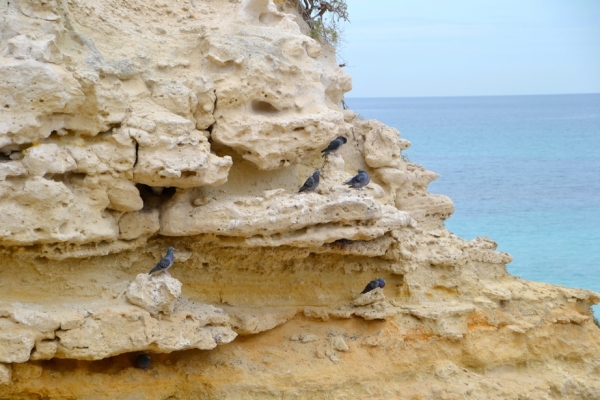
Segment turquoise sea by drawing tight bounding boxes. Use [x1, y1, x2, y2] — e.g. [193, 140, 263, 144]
[347, 94, 600, 313]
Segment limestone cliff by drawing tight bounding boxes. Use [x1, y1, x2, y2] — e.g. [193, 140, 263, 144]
[0, 0, 599, 398]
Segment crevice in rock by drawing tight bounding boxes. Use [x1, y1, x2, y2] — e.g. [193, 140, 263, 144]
[251, 100, 279, 115]
[136, 184, 176, 211]
[206, 90, 217, 140]
[133, 140, 139, 168]
[43, 171, 86, 184]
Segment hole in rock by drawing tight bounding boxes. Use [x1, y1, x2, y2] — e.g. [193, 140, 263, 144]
[48, 129, 75, 139]
[133, 141, 139, 168]
[181, 171, 197, 178]
[258, 12, 283, 25]
[136, 184, 176, 210]
[44, 172, 86, 183]
[251, 100, 279, 115]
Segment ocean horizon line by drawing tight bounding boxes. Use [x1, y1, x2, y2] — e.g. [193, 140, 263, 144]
[346, 92, 600, 100]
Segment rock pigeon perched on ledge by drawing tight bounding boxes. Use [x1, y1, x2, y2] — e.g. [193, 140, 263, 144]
[361, 277, 386, 294]
[321, 136, 347, 157]
[299, 170, 320, 193]
[148, 247, 175, 276]
[344, 169, 370, 189]
[135, 354, 151, 370]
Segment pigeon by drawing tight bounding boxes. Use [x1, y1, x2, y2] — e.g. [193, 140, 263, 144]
[148, 247, 175, 276]
[321, 136, 347, 157]
[344, 169, 370, 189]
[299, 170, 320, 193]
[135, 354, 151, 370]
[361, 277, 386, 294]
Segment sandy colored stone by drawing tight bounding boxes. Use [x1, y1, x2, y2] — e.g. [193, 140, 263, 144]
[363, 120, 408, 169]
[12, 363, 42, 382]
[21, 143, 76, 176]
[130, 108, 233, 188]
[126, 273, 182, 315]
[104, 178, 144, 212]
[0, 364, 11, 386]
[228, 307, 297, 335]
[30, 340, 58, 360]
[325, 349, 340, 364]
[352, 287, 386, 306]
[330, 336, 349, 352]
[291, 333, 317, 343]
[0, 327, 36, 363]
[52, 303, 236, 360]
[0, 0, 598, 398]
[118, 209, 160, 240]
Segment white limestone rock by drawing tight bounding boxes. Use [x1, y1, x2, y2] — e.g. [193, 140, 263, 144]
[104, 178, 143, 212]
[0, 327, 36, 363]
[5, 34, 63, 64]
[208, 3, 351, 170]
[0, 363, 11, 386]
[30, 340, 58, 360]
[22, 143, 76, 177]
[330, 336, 349, 352]
[118, 210, 160, 240]
[130, 105, 232, 188]
[363, 121, 410, 169]
[54, 303, 236, 360]
[0, 161, 27, 181]
[352, 288, 386, 307]
[126, 273, 182, 315]
[0, 59, 85, 147]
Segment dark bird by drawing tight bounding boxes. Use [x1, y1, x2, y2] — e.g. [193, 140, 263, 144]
[148, 247, 175, 276]
[135, 354, 151, 370]
[344, 169, 370, 189]
[321, 136, 347, 157]
[299, 170, 320, 193]
[361, 277, 386, 294]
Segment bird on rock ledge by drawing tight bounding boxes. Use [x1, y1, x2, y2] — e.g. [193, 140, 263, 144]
[321, 136, 347, 157]
[135, 354, 151, 370]
[148, 247, 175, 276]
[344, 169, 370, 189]
[299, 170, 320, 193]
[361, 277, 386, 294]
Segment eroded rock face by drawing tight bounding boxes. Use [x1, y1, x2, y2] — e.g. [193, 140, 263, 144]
[126, 273, 182, 315]
[0, 296, 236, 362]
[0, 0, 599, 398]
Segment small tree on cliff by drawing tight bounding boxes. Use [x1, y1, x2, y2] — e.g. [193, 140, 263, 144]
[284, 0, 349, 46]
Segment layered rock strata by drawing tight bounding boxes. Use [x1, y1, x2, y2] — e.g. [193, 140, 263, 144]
[0, 0, 599, 398]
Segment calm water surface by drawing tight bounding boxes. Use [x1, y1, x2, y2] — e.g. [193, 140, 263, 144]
[347, 94, 600, 312]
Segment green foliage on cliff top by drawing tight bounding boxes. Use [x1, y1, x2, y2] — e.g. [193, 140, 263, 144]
[286, 0, 349, 47]
[591, 307, 600, 328]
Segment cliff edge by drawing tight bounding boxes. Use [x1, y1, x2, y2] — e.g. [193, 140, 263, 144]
[0, 0, 599, 398]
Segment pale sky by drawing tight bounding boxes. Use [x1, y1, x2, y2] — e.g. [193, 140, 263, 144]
[341, 0, 600, 97]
